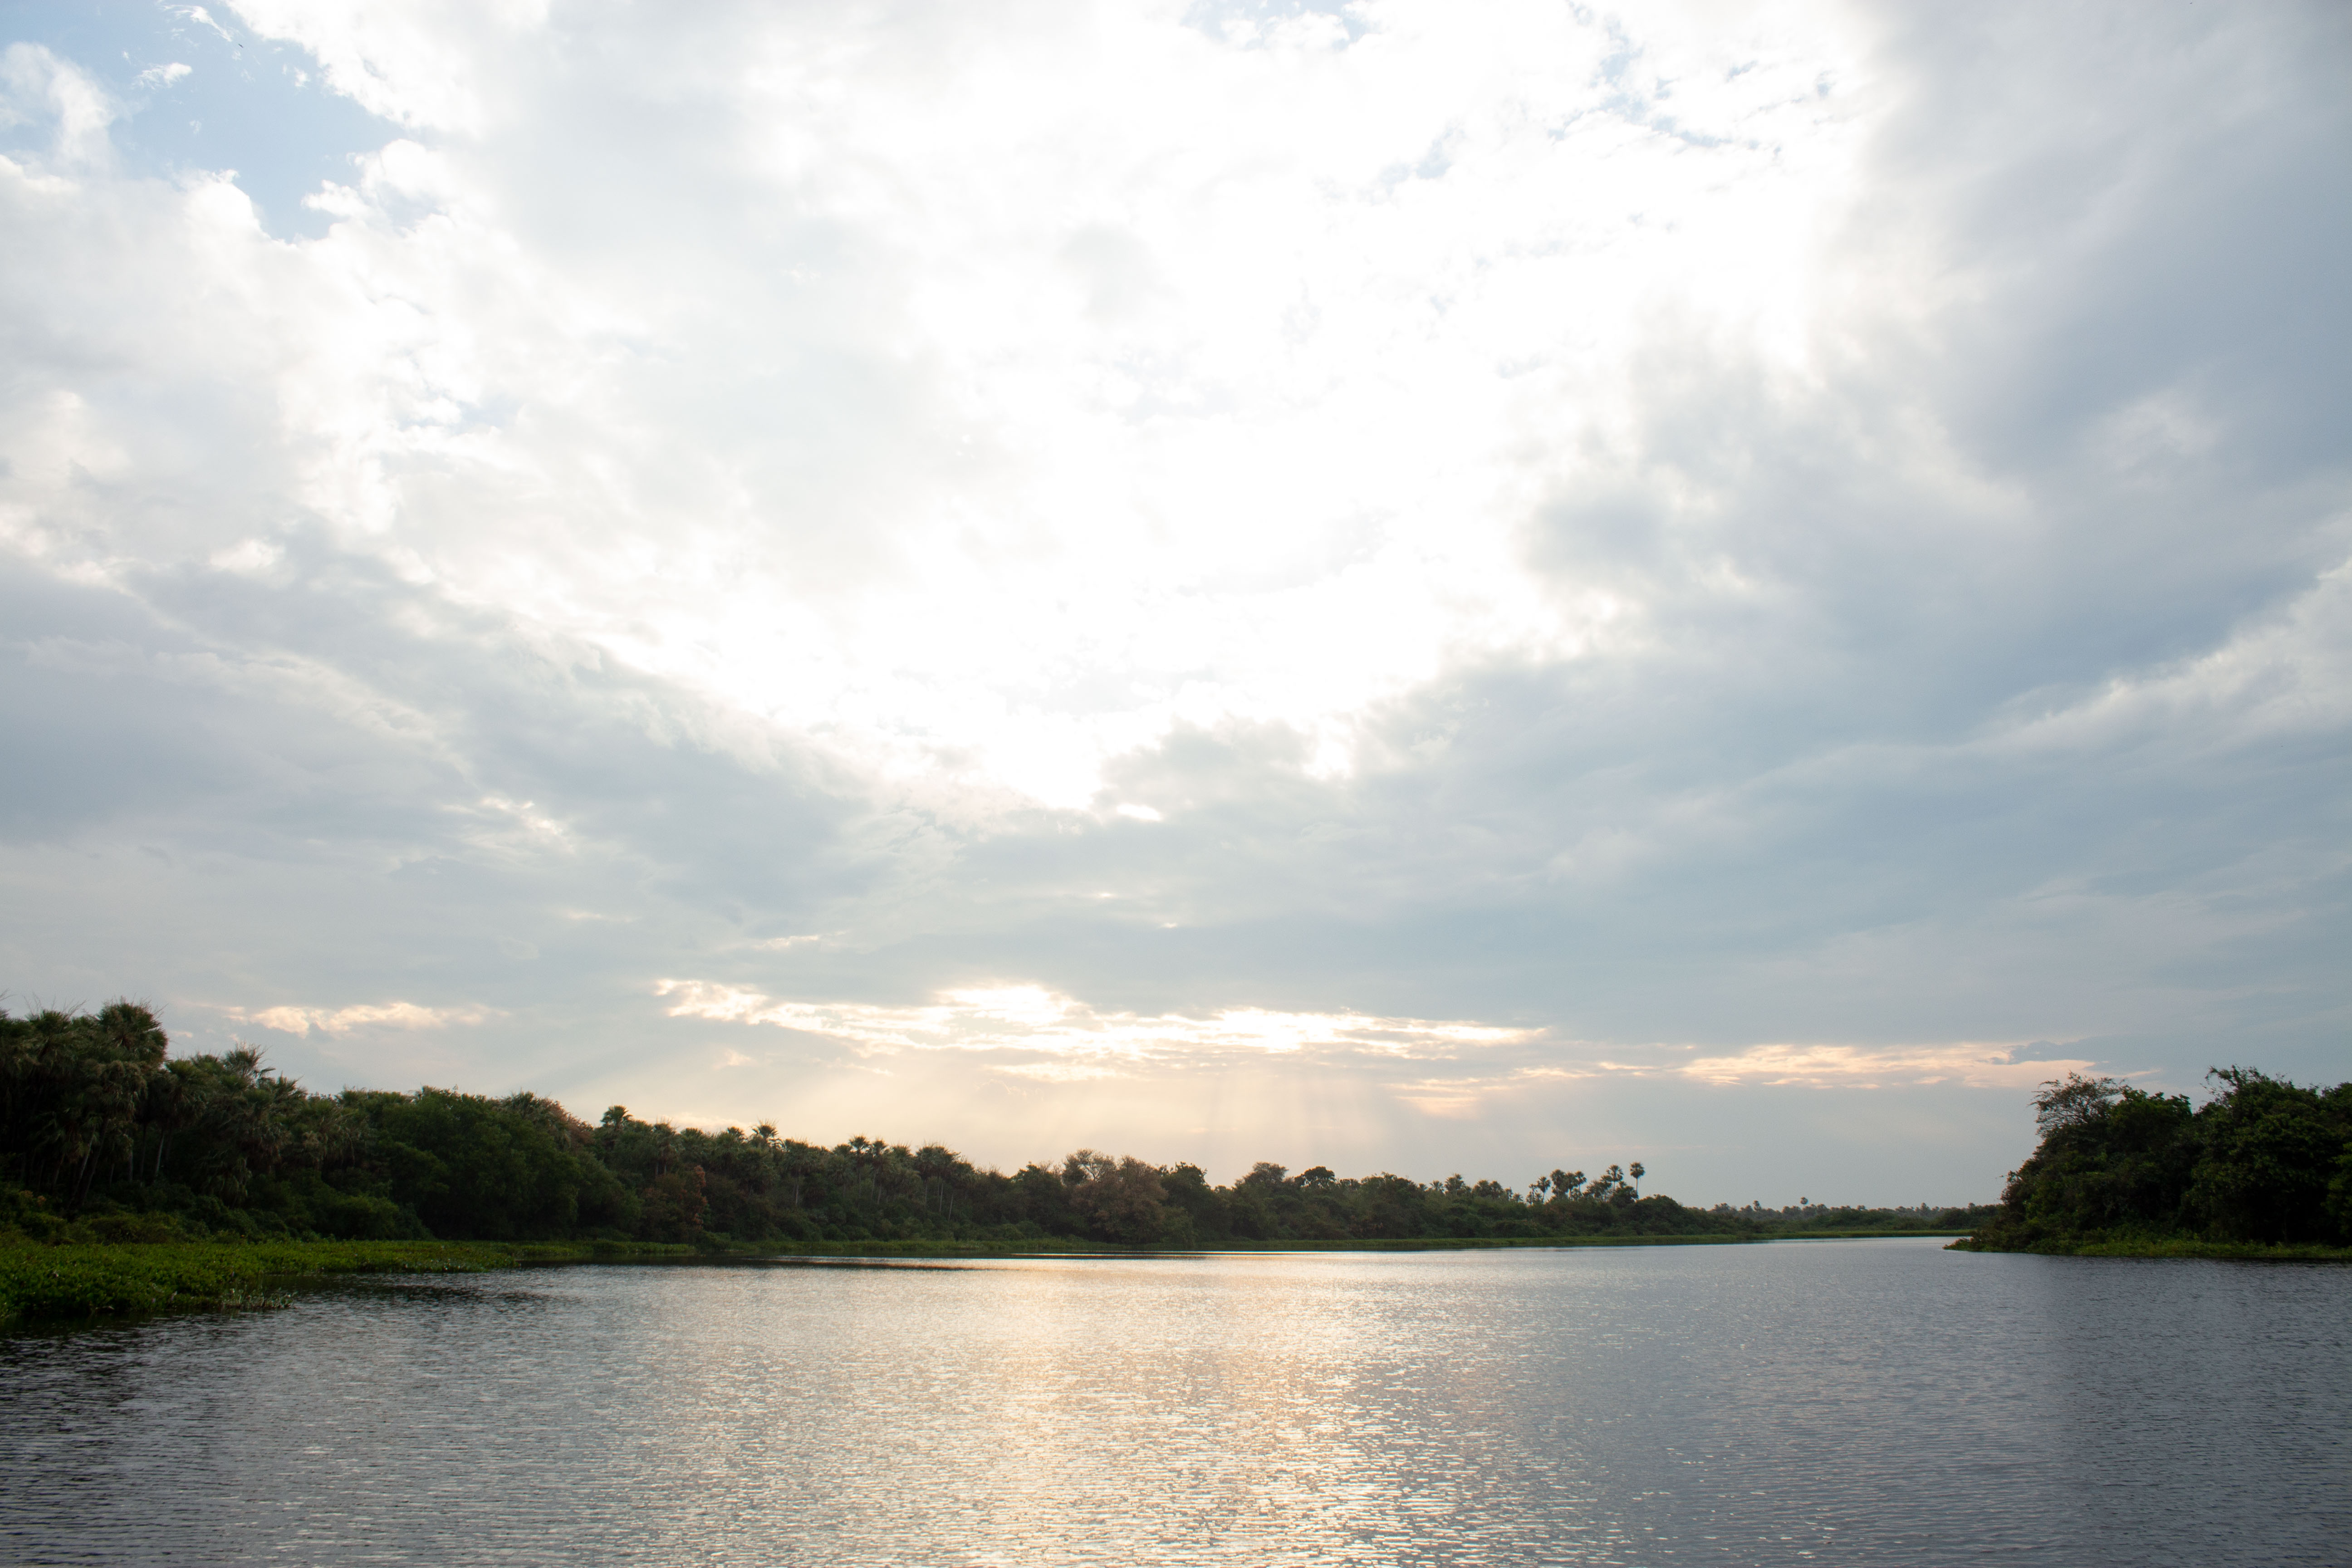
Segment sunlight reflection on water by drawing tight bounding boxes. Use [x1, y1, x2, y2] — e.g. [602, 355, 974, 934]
[3, 1240, 2346, 1565]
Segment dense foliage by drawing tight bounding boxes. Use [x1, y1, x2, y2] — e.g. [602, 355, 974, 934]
[1963, 1068, 2352, 1252]
[4, 1002, 1980, 1249]
[0, 1239, 589, 1325]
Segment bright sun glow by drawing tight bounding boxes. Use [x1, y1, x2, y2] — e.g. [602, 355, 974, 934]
[45, 1, 1872, 813]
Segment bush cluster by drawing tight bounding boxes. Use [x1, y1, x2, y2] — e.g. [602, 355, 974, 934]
[1963, 1068, 2352, 1251]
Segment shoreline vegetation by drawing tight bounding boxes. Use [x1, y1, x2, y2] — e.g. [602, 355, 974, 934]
[19, 1003, 2344, 1327]
[1970, 1237, 2352, 1261]
[1952, 1068, 2352, 1261]
[3, 1000, 1989, 1327]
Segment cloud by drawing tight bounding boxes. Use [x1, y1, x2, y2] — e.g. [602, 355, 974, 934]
[1388, 1067, 1595, 1122]
[991, 1060, 1127, 1085]
[165, 8, 236, 47]
[231, 1000, 495, 1036]
[655, 979, 1538, 1068]
[1680, 1043, 2099, 1091]
[19, 0, 1893, 809]
[0, 0, 2343, 1200]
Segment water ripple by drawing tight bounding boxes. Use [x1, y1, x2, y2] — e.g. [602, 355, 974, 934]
[2, 1240, 2346, 1565]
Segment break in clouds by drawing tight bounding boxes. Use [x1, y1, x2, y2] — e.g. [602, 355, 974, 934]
[1, 1, 2345, 1201]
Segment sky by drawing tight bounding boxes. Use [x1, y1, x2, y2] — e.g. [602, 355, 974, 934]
[1, 0, 2345, 1205]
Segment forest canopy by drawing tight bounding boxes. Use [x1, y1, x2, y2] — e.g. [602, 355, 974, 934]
[2, 1002, 1980, 1249]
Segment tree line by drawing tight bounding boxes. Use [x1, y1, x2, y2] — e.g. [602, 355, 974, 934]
[1, 1002, 1982, 1248]
[1963, 1068, 2352, 1250]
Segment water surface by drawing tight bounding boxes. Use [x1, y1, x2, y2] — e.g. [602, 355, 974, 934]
[3, 1239, 2345, 1564]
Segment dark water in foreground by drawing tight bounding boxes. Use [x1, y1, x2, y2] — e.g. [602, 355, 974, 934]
[2, 1239, 2347, 1565]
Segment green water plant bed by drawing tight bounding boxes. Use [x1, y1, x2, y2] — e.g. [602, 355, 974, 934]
[0, 1239, 714, 1328]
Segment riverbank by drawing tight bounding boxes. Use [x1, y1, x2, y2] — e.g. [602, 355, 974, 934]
[1947, 1235, 2352, 1261]
[3, 1230, 1978, 1328]
[0, 1239, 709, 1328]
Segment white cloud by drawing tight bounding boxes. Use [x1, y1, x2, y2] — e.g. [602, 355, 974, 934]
[233, 1000, 495, 1035]
[655, 979, 1537, 1068]
[1, 44, 119, 169]
[166, 7, 237, 47]
[1680, 1042, 2098, 1090]
[13, 1, 1884, 809]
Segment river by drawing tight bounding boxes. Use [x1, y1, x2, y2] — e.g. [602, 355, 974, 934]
[3, 1238, 2346, 1564]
